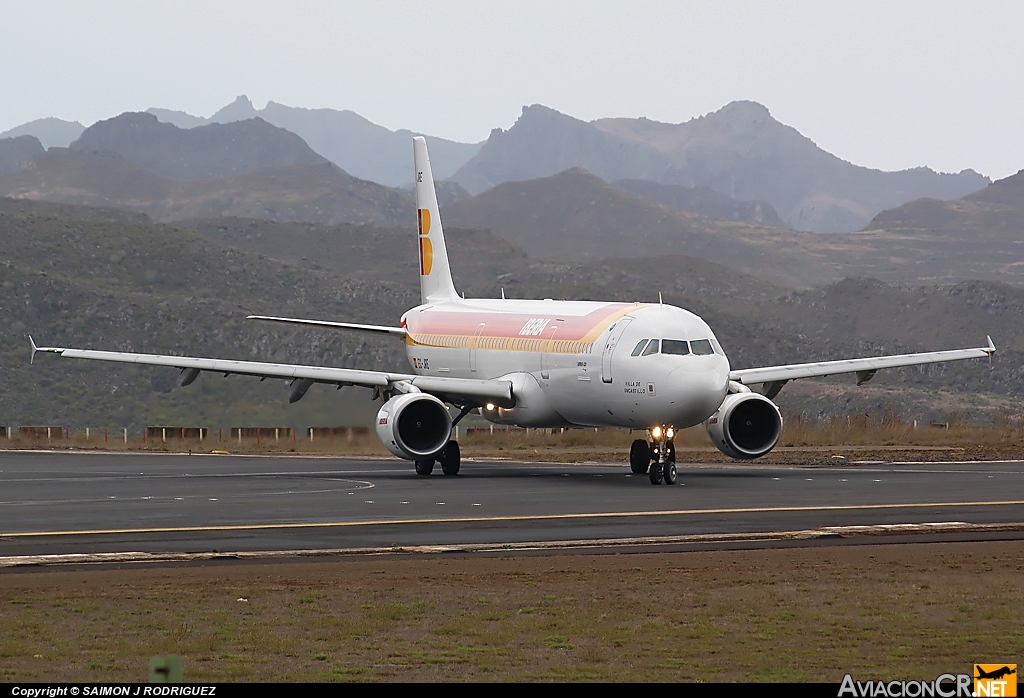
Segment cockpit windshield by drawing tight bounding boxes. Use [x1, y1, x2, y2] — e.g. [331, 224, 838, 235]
[630, 338, 721, 357]
[661, 340, 690, 355]
[690, 339, 715, 355]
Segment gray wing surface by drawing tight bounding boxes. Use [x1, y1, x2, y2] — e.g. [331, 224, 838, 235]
[29, 339, 512, 408]
[730, 337, 995, 388]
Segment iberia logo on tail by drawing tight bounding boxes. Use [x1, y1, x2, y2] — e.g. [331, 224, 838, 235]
[418, 208, 433, 275]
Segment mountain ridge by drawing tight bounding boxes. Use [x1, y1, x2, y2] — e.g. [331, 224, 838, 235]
[70, 112, 328, 181]
[450, 102, 989, 233]
[146, 95, 483, 185]
[0, 148, 413, 226]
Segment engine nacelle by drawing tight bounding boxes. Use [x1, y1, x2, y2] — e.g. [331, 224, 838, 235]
[375, 393, 452, 460]
[706, 392, 783, 460]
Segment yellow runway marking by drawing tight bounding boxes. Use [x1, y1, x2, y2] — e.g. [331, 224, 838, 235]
[4, 500, 1024, 538]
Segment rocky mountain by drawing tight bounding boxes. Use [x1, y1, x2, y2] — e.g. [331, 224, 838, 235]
[613, 179, 787, 227]
[450, 102, 989, 233]
[441, 166, 1024, 289]
[867, 168, 1024, 234]
[183, 217, 527, 292]
[0, 148, 413, 226]
[822, 169, 1024, 285]
[0, 117, 85, 148]
[147, 95, 483, 186]
[69, 112, 328, 181]
[5, 137, 1022, 290]
[0, 135, 44, 172]
[441, 167, 825, 287]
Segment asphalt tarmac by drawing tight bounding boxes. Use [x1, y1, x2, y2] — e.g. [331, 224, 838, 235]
[2, 451, 1024, 561]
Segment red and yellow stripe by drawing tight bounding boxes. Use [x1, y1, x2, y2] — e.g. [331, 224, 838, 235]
[405, 303, 649, 354]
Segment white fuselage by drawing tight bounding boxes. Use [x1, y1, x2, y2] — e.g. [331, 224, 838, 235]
[401, 298, 731, 430]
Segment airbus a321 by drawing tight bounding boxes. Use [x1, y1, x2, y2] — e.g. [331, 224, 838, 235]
[31, 137, 997, 485]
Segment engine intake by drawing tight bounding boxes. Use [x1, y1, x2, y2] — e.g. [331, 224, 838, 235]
[375, 393, 452, 460]
[706, 392, 782, 459]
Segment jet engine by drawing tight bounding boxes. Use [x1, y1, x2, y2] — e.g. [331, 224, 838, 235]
[375, 393, 453, 460]
[705, 392, 783, 459]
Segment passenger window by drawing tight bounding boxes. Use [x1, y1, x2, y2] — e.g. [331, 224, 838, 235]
[661, 340, 690, 355]
[631, 339, 648, 357]
[691, 339, 714, 355]
[642, 339, 660, 356]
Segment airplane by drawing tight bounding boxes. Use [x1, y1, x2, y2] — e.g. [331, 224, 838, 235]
[30, 137, 997, 485]
[975, 666, 1016, 681]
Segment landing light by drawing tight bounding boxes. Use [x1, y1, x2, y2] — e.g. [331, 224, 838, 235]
[666, 428, 674, 439]
[651, 426, 662, 439]
[485, 403, 495, 411]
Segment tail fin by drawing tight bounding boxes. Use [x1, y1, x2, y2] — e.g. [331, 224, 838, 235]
[413, 136, 458, 303]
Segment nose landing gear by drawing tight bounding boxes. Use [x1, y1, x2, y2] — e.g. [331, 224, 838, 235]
[641, 426, 676, 485]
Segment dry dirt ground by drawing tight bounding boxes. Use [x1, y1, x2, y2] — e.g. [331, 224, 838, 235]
[2, 541, 1023, 682]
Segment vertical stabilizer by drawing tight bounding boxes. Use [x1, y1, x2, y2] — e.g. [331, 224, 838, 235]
[413, 136, 458, 303]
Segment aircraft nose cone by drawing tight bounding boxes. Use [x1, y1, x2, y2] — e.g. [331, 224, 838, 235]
[669, 362, 728, 393]
[668, 362, 729, 421]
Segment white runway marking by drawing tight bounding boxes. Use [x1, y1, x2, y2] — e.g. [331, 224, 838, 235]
[3, 521, 1023, 568]
[5, 499, 1024, 538]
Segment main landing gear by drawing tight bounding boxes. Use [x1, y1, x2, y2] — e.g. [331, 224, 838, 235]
[415, 439, 461, 476]
[630, 426, 677, 485]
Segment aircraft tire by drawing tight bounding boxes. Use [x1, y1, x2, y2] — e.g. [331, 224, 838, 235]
[415, 459, 435, 476]
[440, 440, 461, 476]
[630, 439, 651, 474]
[663, 461, 677, 485]
[649, 461, 664, 485]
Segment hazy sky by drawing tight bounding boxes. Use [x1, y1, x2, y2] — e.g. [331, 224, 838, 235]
[2, 1, 1022, 179]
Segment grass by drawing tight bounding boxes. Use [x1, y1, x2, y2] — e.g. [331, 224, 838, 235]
[1, 541, 1023, 682]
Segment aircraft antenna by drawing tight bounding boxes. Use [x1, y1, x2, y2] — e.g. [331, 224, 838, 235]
[501, 288, 505, 300]
[659, 292, 663, 305]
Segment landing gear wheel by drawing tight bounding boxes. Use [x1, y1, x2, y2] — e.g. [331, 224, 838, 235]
[662, 460, 677, 485]
[440, 440, 461, 476]
[630, 439, 651, 474]
[414, 458, 435, 476]
[649, 461, 664, 485]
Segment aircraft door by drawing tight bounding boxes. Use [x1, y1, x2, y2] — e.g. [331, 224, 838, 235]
[541, 325, 558, 380]
[470, 323, 485, 373]
[601, 318, 632, 383]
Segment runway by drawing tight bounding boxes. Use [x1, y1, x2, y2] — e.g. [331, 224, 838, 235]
[2, 451, 1024, 563]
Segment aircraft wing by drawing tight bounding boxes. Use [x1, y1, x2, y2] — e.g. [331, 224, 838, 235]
[29, 338, 513, 408]
[730, 337, 995, 390]
[246, 315, 408, 338]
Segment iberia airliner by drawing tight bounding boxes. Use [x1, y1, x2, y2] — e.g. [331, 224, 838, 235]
[31, 138, 996, 485]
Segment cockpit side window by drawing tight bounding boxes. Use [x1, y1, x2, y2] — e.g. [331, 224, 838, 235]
[661, 340, 690, 355]
[710, 338, 725, 356]
[641, 339, 660, 356]
[631, 340, 648, 357]
[691, 339, 715, 355]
